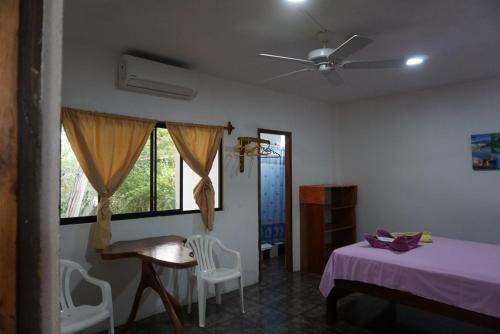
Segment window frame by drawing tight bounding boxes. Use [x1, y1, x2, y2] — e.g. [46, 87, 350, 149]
[60, 123, 223, 225]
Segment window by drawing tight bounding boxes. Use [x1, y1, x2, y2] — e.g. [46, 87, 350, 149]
[60, 128, 98, 218]
[60, 124, 222, 224]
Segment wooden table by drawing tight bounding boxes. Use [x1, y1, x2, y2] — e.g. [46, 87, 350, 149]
[101, 235, 197, 333]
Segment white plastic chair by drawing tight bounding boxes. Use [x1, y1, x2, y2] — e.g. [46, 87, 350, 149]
[185, 235, 245, 327]
[60, 259, 114, 334]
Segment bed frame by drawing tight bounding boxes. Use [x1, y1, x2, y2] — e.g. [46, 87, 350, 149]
[327, 279, 500, 331]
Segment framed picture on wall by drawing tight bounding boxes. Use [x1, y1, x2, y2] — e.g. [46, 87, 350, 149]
[471, 133, 500, 170]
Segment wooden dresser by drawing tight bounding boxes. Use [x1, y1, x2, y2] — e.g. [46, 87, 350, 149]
[299, 184, 357, 274]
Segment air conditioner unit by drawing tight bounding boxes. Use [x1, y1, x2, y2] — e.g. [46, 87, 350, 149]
[118, 54, 199, 100]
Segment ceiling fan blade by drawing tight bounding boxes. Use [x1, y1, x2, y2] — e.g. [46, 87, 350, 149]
[341, 59, 406, 69]
[329, 35, 373, 62]
[322, 70, 344, 86]
[262, 68, 313, 83]
[259, 53, 314, 65]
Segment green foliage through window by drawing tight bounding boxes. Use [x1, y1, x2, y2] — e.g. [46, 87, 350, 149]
[60, 129, 98, 218]
[111, 139, 152, 214]
[156, 128, 180, 211]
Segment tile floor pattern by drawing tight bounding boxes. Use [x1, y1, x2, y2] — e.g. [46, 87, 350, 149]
[116, 257, 498, 334]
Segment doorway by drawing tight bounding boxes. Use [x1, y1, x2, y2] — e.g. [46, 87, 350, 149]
[258, 129, 292, 278]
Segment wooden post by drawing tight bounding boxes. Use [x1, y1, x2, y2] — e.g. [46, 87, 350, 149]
[326, 286, 351, 324]
[0, 0, 19, 332]
[17, 0, 45, 332]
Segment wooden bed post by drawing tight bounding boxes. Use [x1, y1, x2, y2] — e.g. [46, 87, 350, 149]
[326, 290, 338, 323]
[326, 286, 351, 324]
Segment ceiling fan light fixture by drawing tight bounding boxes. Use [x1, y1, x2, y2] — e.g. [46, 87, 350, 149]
[406, 56, 427, 66]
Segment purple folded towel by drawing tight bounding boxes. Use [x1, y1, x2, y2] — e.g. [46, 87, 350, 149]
[365, 229, 422, 252]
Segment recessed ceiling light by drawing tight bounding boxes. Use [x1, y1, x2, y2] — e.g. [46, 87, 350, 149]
[406, 56, 427, 66]
[286, 0, 306, 3]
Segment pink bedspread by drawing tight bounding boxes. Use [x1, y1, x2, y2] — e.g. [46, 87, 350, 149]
[319, 237, 500, 318]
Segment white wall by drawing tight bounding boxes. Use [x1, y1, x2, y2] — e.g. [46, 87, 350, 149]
[334, 77, 500, 244]
[60, 40, 336, 327]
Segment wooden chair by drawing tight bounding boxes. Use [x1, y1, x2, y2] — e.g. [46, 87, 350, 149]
[185, 235, 245, 327]
[60, 259, 114, 334]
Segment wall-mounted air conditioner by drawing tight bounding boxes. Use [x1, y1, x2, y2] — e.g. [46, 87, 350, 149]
[118, 54, 199, 100]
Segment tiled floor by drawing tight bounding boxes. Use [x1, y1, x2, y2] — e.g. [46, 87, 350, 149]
[120, 257, 498, 334]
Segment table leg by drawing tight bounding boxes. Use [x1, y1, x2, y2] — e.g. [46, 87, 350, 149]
[122, 261, 185, 334]
[122, 279, 147, 332]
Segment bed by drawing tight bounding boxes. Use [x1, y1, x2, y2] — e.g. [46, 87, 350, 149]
[320, 237, 500, 330]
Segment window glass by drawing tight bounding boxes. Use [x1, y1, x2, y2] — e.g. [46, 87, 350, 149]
[60, 128, 98, 218]
[110, 138, 151, 214]
[182, 151, 220, 211]
[156, 128, 181, 211]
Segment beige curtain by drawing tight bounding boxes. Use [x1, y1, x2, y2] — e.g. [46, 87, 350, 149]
[166, 123, 223, 230]
[62, 108, 155, 249]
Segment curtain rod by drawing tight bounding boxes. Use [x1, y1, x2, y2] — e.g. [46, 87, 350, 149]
[162, 121, 235, 134]
[62, 107, 235, 135]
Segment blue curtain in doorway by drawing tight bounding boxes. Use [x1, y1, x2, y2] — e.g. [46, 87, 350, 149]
[260, 146, 285, 244]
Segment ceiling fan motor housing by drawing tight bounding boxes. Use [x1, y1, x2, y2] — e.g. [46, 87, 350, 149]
[308, 48, 335, 63]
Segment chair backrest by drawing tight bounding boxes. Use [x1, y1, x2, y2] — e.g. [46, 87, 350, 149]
[185, 235, 219, 272]
[59, 259, 85, 312]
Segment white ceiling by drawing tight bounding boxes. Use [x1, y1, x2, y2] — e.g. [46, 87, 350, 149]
[64, 0, 500, 103]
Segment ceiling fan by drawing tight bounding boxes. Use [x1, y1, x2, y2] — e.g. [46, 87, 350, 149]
[259, 34, 407, 85]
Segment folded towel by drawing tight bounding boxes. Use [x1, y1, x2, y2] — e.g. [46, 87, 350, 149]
[364, 229, 422, 252]
[391, 231, 432, 243]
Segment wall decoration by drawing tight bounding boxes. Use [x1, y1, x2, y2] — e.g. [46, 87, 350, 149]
[471, 133, 500, 170]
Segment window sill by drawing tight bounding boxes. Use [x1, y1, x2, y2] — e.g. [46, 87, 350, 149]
[60, 208, 223, 225]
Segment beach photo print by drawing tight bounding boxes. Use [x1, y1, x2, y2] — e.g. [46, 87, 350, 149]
[471, 133, 500, 170]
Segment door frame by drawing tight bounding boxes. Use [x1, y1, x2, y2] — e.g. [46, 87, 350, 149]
[1, 0, 47, 332]
[257, 128, 293, 277]
[17, 0, 53, 332]
[0, 0, 20, 332]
